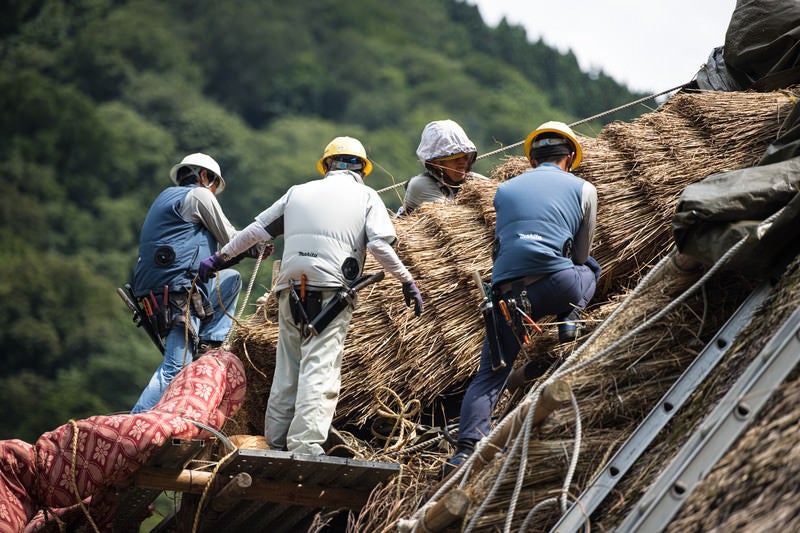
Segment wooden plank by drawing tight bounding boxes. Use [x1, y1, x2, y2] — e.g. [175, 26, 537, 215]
[113, 439, 206, 531]
[134, 465, 378, 510]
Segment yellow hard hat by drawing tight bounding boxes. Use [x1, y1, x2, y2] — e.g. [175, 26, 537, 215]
[524, 121, 583, 170]
[316, 136, 373, 176]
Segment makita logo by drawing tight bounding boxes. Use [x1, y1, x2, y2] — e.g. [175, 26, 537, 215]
[298, 251, 318, 257]
[518, 233, 543, 240]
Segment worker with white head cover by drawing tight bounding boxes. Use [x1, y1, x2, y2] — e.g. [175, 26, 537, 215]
[198, 137, 423, 455]
[397, 119, 487, 216]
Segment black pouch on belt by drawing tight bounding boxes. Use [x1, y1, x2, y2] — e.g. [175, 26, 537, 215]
[288, 288, 323, 327]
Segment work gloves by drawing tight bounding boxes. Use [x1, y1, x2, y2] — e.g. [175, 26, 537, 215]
[402, 281, 423, 317]
[198, 244, 275, 283]
[198, 253, 226, 283]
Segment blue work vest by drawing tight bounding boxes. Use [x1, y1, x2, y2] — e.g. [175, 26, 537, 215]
[492, 163, 586, 284]
[133, 186, 216, 298]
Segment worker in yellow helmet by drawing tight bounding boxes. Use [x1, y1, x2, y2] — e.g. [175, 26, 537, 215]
[198, 136, 423, 456]
[446, 121, 601, 474]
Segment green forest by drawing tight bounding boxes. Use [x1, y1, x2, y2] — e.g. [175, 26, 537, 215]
[1, 0, 650, 442]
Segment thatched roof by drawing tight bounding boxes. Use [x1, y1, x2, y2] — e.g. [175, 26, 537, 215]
[226, 87, 800, 531]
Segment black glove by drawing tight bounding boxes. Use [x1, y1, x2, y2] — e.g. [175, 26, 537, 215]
[402, 281, 423, 317]
[218, 243, 276, 270]
[245, 242, 275, 259]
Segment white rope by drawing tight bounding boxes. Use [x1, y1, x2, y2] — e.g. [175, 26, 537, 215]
[224, 247, 267, 346]
[519, 497, 559, 533]
[561, 390, 582, 513]
[374, 83, 688, 196]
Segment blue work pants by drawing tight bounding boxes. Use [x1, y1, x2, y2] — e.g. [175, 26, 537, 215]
[131, 269, 241, 413]
[457, 264, 597, 446]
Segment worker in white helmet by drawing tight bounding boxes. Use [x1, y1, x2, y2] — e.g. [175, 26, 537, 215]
[396, 119, 487, 216]
[130, 153, 268, 414]
[446, 122, 601, 474]
[198, 137, 424, 456]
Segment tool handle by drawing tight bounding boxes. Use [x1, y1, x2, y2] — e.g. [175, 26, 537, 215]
[498, 299, 512, 324]
[521, 313, 544, 335]
[117, 288, 141, 321]
[473, 271, 488, 300]
[149, 290, 159, 310]
[350, 270, 385, 292]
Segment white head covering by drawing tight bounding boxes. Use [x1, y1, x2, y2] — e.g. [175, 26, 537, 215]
[416, 120, 477, 163]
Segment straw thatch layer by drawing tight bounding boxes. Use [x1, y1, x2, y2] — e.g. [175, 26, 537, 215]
[227, 89, 795, 441]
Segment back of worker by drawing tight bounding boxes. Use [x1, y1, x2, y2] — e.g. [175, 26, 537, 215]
[263, 171, 396, 292]
[493, 164, 593, 281]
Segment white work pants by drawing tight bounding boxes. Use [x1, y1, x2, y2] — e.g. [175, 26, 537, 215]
[265, 289, 353, 455]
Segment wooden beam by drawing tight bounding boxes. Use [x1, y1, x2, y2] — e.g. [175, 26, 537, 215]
[420, 489, 471, 532]
[133, 467, 370, 510]
[477, 379, 572, 466]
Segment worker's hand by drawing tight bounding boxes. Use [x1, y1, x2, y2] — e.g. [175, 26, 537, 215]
[198, 253, 225, 283]
[245, 242, 275, 259]
[402, 281, 423, 317]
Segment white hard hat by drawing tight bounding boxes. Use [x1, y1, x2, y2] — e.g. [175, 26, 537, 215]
[169, 153, 226, 193]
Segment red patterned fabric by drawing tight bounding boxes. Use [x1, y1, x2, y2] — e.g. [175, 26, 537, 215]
[0, 351, 245, 532]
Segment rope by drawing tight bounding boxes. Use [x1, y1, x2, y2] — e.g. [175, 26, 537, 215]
[371, 387, 422, 452]
[561, 391, 582, 514]
[192, 447, 238, 533]
[224, 245, 267, 347]
[519, 497, 559, 533]
[67, 420, 100, 533]
[374, 83, 688, 195]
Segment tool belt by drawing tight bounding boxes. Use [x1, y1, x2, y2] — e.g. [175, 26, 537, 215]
[490, 279, 542, 347]
[168, 288, 214, 329]
[493, 274, 545, 297]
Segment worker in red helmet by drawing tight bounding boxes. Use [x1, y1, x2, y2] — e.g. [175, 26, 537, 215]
[446, 122, 601, 474]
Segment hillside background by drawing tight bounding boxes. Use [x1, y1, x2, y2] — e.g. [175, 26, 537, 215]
[0, 0, 647, 442]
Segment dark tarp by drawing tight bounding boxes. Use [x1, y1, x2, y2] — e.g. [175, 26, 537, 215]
[673, 0, 800, 276]
[672, 154, 800, 278]
[693, 0, 800, 92]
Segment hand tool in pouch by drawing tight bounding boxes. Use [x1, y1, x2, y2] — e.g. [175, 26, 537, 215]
[307, 271, 385, 336]
[473, 271, 506, 371]
[117, 283, 166, 354]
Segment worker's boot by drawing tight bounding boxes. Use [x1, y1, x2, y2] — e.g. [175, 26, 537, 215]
[442, 440, 475, 479]
[557, 309, 581, 343]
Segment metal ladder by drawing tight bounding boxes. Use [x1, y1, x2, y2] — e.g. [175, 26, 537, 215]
[616, 296, 800, 532]
[551, 281, 775, 533]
